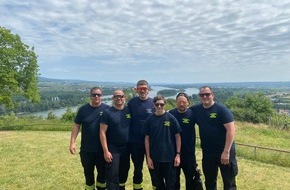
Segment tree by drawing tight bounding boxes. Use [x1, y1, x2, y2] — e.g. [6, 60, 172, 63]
[165, 98, 176, 110]
[47, 112, 58, 120]
[61, 108, 77, 121]
[0, 27, 40, 108]
[225, 92, 275, 123]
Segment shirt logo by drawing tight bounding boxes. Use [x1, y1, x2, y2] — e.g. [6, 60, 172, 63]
[164, 121, 171, 127]
[182, 118, 190, 124]
[100, 111, 103, 116]
[146, 109, 153, 114]
[126, 114, 131, 119]
[210, 113, 217, 118]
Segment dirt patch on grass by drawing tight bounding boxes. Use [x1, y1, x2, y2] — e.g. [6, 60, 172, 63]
[0, 131, 14, 135]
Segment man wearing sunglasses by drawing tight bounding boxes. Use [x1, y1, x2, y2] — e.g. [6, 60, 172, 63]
[70, 87, 110, 190]
[128, 80, 155, 190]
[144, 95, 182, 190]
[190, 86, 238, 190]
[169, 92, 203, 190]
[100, 90, 131, 190]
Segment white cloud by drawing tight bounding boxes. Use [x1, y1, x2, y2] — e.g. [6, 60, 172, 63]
[1, 0, 290, 83]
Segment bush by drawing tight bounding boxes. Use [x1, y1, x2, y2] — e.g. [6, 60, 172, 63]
[268, 114, 290, 130]
[226, 93, 275, 123]
[61, 108, 77, 121]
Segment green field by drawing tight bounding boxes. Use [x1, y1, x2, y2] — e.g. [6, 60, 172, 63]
[1, 129, 290, 190]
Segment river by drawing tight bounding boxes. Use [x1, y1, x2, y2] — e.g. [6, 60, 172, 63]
[26, 86, 198, 118]
[149, 86, 199, 99]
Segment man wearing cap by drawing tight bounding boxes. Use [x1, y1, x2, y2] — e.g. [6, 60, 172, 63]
[169, 92, 203, 190]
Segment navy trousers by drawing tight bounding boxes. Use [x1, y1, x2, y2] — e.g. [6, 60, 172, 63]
[202, 149, 238, 190]
[80, 151, 106, 190]
[151, 161, 177, 190]
[130, 143, 145, 189]
[105, 149, 130, 190]
[175, 156, 203, 190]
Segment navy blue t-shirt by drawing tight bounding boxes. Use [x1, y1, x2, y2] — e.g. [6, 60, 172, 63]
[190, 102, 234, 154]
[169, 108, 196, 159]
[100, 106, 131, 153]
[74, 103, 110, 152]
[128, 97, 154, 144]
[143, 112, 182, 162]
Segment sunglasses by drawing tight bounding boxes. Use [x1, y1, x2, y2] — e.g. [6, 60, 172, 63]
[113, 95, 125, 99]
[91, 93, 102, 97]
[137, 87, 148, 91]
[154, 103, 165, 107]
[199, 93, 212, 97]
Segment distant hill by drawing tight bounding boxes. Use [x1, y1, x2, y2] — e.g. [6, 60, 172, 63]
[149, 81, 290, 89]
[38, 77, 84, 83]
[193, 81, 290, 89]
[38, 77, 135, 87]
[38, 77, 290, 89]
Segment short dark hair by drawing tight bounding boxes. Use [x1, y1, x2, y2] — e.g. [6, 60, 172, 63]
[153, 95, 166, 104]
[137, 80, 148, 86]
[176, 92, 189, 101]
[200, 86, 213, 93]
[90, 87, 102, 94]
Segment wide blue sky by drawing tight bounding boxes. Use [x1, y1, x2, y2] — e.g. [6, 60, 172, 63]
[1, 0, 290, 84]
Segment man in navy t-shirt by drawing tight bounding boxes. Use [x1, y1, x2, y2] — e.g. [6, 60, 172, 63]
[70, 87, 109, 190]
[169, 92, 203, 190]
[191, 86, 238, 190]
[128, 79, 155, 190]
[100, 90, 131, 190]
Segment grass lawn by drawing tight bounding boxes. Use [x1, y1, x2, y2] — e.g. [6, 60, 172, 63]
[1, 130, 290, 190]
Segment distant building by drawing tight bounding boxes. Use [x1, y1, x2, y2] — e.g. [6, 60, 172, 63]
[52, 97, 60, 101]
[277, 109, 290, 116]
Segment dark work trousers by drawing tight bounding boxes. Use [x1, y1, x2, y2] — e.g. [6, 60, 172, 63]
[152, 161, 177, 190]
[202, 149, 238, 190]
[129, 143, 145, 189]
[175, 156, 203, 190]
[105, 149, 130, 190]
[148, 167, 158, 189]
[80, 151, 106, 190]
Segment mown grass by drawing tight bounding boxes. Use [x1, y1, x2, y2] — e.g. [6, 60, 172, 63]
[1, 117, 290, 167]
[191, 121, 290, 167]
[1, 131, 290, 190]
[234, 121, 290, 167]
[0, 115, 72, 131]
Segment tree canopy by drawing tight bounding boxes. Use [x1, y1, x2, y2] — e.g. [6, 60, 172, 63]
[225, 92, 275, 123]
[0, 27, 40, 108]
